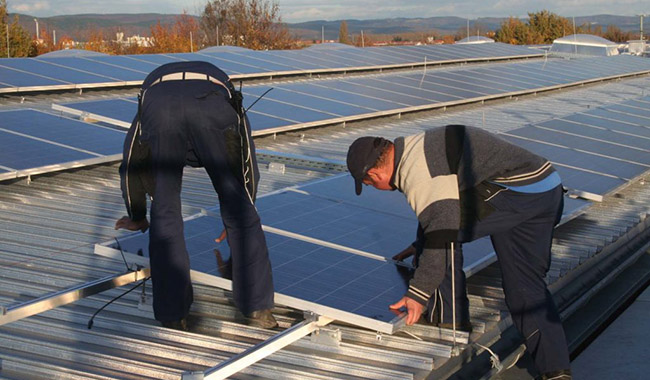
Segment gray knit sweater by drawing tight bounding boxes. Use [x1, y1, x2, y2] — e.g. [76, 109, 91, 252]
[391, 125, 556, 305]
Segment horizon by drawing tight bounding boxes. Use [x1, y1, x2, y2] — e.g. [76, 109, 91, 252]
[8, 1, 650, 23]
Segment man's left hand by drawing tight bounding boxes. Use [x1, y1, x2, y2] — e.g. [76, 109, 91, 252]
[389, 296, 424, 325]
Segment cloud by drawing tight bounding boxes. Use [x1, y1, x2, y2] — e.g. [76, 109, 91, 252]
[11, 1, 51, 13]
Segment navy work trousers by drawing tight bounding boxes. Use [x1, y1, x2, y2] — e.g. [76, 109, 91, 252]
[451, 185, 570, 374]
[140, 80, 274, 322]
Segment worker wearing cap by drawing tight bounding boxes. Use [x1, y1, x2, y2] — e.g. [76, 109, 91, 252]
[346, 125, 571, 380]
[115, 61, 276, 330]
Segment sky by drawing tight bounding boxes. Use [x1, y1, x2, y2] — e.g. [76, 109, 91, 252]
[8, 0, 650, 22]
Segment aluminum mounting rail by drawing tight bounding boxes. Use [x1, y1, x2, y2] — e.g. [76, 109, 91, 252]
[183, 312, 335, 380]
[0, 268, 150, 326]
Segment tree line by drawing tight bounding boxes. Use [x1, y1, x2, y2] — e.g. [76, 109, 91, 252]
[1, 1, 645, 59]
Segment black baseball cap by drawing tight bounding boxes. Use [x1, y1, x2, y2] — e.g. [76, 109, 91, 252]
[346, 136, 390, 195]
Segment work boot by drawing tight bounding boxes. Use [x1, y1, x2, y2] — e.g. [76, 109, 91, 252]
[536, 369, 572, 380]
[161, 317, 189, 332]
[244, 309, 278, 329]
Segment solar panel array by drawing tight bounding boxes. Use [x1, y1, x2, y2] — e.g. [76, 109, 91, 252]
[500, 96, 650, 195]
[0, 109, 125, 181]
[0, 43, 542, 93]
[53, 55, 650, 137]
[97, 169, 591, 332]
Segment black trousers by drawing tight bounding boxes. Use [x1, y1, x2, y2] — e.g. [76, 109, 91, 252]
[451, 185, 570, 373]
[140, 80, 274, 321]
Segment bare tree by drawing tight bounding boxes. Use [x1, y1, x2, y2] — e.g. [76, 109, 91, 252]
[200, 0, 296, 50]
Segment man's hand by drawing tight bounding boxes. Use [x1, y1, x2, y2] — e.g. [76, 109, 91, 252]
[389, 296, 424, 325]
[115, 216, 149, 233]
[392, 244, 416, 262]
[215, 229, 227, 243]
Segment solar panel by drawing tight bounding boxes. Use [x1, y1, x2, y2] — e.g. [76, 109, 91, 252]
[34, 57, 147, 82]
[98, 209, 410, 333]
[52, 98, 136, 129]
[0, 58, 115, 84]
[0, 109, 125, 180]
[95, 169, 588, 332]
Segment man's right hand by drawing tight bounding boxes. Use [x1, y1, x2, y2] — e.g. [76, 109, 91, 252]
[392, 244, 416, 262]
[115, 216, 149, 233]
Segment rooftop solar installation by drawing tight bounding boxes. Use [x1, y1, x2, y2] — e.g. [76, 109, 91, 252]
[0, 109, 125, 181]
[51, 56, 650, 137]
[1, 43, 543, 93]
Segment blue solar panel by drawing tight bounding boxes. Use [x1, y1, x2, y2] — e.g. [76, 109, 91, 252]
[0, 59, 114, 83]
[0, 130, 95, 170]
[562, 113, 650, 137]
[244, 86, 375, 117]
[199, 51, 299, 72]
[510, 125, 650, 165]
[109, 211, 409, 328]
[0, 65, 66, 87]
[283, 83, 400, 111]
[86, 55, 160, 74]
[607, 103, 650, 119]
[0, 110, 125, 156]
[35, 57, 147, 81]
[537, 119, 650, 151]
[500, 134, 634, 193]
[60, 98, 137, 123]
[586, 108, 650, 127]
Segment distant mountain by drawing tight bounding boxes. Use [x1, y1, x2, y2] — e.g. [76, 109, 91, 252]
[13, 13, 197, 40]
[11, 13, 643, 42]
